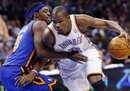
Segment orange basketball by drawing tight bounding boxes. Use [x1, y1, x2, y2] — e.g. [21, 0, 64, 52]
[108, 36, 130, 60]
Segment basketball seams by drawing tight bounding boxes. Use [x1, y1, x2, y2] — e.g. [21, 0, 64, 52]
[109, 36, 130, 59]
[114, 48, 130, 59]
[109, 41, 129, 50]
[115, 40, 129, 47]
[109, 48, 128, 50]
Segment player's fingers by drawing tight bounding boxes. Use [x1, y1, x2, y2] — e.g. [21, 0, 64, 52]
[15, 77, 22, 86]
[23, 81, 31, 87]
[82, 55, 88, 60]
[76, 55, 83, 61]
[15, 76, 21, 80]
[126, 37, 129, 46]
[17, 77, 26, 86]
[21, 79, 30, 86]
[72, 57, 84, 64]
[127, 38, 130, 48]
[78, 61, 86, 64]
[75, 60, 84, 64]
[127, 37, 130, 48]
[78, 54, 87, 62]
[119, 34, 124, 38]
[125, 36, 130, 48]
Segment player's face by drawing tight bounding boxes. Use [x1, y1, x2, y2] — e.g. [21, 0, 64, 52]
[37, 6, 51, 23]
[52, 13, 69, 35]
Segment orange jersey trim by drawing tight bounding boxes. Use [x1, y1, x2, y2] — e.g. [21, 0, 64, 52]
[25, 49, 35, 67]
[48, 80, 57, 91]
[33, 76, 46, 85]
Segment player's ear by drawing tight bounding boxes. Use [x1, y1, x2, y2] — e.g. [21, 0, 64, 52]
[34, 12, 38, 18]
[67, 16, 70, 19]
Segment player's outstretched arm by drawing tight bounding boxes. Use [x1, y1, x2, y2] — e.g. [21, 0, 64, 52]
[32, 21, 69, 60]
[75, 14, 130, 47]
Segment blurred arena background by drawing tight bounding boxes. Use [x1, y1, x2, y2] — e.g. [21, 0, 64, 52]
[0, 0, 130, 91]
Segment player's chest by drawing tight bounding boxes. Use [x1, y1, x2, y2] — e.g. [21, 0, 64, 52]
[54, 34, 83, 52]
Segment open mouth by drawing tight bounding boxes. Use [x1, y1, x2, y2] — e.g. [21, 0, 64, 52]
[47, 17, 52, 23]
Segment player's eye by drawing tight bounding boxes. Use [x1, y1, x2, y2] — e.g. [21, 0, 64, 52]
[43, 9, 48, 13]
[58, 20, 63, 23]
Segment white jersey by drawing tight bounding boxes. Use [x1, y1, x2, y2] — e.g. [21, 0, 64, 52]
[49, 15, 93, 52]
[48, 15, 103, 91]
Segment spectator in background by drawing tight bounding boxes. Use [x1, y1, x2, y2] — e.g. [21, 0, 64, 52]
[0, 15, 9, 44]
[0, 15, 9, 66]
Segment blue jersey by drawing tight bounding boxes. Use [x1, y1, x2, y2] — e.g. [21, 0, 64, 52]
[1, 20, 57, 91]
[3, 20, 37, 68]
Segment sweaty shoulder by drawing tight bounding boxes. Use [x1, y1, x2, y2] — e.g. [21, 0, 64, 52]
[32, 21, 47, 34]
[74, 14, 95, 32]
[43, 26, 55, 49]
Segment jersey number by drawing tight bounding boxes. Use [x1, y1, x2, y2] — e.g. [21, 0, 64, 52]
[13, 36, 22, 52]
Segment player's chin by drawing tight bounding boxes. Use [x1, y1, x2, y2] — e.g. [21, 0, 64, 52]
[47, 18, 52, 24]
[46, 20, 51, 24]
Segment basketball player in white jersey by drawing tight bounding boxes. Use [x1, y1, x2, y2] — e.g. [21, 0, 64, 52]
[43, 6, 130, 91]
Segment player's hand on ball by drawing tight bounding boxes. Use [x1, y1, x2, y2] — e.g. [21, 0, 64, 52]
[69, 52, 88, 63]
[119, 31, 130, 48]
[15, 71, 36, 87]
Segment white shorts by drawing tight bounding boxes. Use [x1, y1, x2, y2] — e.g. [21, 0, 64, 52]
[82, 46, 103, 76]
[62, 66, 90, 91]
[57, 46, 104, 91]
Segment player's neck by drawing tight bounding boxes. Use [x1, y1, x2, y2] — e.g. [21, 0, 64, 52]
[64, 19, 71, 35]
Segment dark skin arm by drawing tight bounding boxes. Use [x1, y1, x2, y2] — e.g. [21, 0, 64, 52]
[75, 14, 130, 47]
[32, 20, 69, 60]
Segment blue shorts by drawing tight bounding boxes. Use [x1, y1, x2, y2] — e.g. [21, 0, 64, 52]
[0, 66, 56, 91]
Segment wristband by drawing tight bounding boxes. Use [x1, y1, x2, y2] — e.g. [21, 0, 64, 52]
[31, 70, 38, 74]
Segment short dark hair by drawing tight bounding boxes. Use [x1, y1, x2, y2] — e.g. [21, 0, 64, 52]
[52, 6, 69, 17]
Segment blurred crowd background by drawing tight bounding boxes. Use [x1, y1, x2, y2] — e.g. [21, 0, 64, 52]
[0, 0, 130, 70]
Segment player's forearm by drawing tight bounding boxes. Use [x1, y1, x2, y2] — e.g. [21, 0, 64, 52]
[40, 48, 69, 60]
[105, 20, 125, 33]
[32, 60, 45, 72]
[36, 43, 69, 60]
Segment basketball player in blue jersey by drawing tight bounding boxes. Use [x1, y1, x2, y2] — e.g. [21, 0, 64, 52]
[41, 6, 130, 91]
[0, 2, 88, 91]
